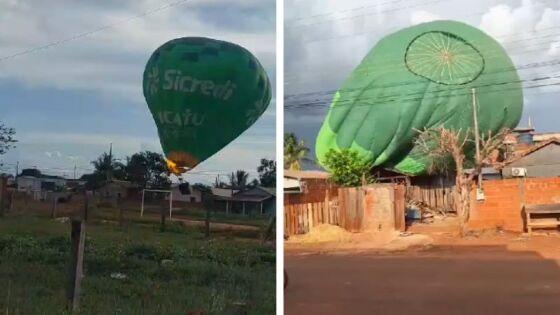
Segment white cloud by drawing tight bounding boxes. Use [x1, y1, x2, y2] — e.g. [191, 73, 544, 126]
[0, 0, 275, 102]
[410, 10, 441, 25]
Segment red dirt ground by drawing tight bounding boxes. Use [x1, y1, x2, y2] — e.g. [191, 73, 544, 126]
[285, 220, 560, 315]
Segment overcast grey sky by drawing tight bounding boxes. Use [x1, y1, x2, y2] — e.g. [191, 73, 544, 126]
[284, 0, 560, 168]
[0, 0, 275, 184]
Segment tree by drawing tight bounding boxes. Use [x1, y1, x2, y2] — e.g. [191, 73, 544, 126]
[192, 183, 212, 194]
[229, 170, 249, 190]
[91, 152, 126, 180]
[284, 133, 309, 170]
[20, 168, 42, 177]
[415, 127, 508, 235]
[0, 123, 16, 156]
[323, 149, 374, 187]
[213, 176, 227, 188]
[124, 151, 171, 190]
[257, 158, 276, 187]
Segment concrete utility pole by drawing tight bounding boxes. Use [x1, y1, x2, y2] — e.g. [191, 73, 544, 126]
[471, 88, 484, 200]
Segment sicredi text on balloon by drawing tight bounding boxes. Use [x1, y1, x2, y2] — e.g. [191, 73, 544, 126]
[162, 69, 237, 100]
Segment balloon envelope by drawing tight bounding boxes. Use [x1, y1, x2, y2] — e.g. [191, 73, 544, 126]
[315, 20, 523, 175]
[143, 37, 271, 174]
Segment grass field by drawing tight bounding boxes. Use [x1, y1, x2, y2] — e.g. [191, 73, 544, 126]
[0, 211, 275, 315]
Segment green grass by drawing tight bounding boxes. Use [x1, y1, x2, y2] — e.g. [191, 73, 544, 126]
[0, 214, 275, 315]
[171, 208, 271, 227]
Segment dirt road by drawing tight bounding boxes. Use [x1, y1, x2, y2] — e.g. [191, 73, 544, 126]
[285, 244, 560, 315]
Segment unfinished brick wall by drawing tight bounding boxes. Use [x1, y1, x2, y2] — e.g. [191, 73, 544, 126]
[468, 177, 560, 232]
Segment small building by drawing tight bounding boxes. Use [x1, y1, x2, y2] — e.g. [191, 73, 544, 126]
[166, 183, 203, 203]
[284, 170, 330, 194]
[214, 186, 275, 215]
[283, 170, 334, 207]
[501, 138, 560, 178]
[16, 174, 67, 200]
[96, 180, 139, 199]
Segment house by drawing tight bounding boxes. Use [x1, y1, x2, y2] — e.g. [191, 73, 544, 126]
[166, 183, 203, 203]
[96, 180, 139, 199]
[284, 170, 330, 194]
[214, 186, 275, 215]
[211, 187, 239, 198]
[16, 174, 67, 200]
[501, 138, 560, 178]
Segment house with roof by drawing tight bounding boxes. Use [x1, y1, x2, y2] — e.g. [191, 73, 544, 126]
[213, 186, 275, 215]
[166, 183, 203, 204]
[500, 138, 560, 178]
[96, 179, 139, 199]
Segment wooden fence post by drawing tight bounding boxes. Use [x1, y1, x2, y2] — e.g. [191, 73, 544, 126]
[67, 219, 86, 312]
[51, 196, 58, 219]
[0, 177, 5, 217]
[205, 208, 210, 238]
[160, 206, 166, 232]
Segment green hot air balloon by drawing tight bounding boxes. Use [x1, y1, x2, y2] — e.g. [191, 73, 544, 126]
[143, 37, 271, 174]
[316, 20, 523, 175]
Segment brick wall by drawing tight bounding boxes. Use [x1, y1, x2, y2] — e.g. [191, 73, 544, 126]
[468, 177, 560, 232]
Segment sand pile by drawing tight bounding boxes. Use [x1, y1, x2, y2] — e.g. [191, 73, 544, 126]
[288, 224, 353, 243]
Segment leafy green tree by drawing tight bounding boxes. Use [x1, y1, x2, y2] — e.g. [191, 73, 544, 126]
[257, 158, 276, 187]
[192, 183, 212, 193]
[229, 170, 249, 190]
[124, 151, 171, 190]
[91, 152, 126, 180]
[284, 133, 309, 170]
[323, 149, 374, 187]
[213, 176, 227, 188]
[20, 168, 42, 177]
[0, 122, 16, 156]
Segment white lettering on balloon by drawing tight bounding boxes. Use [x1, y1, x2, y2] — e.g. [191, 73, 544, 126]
[157, 110, 205, 127]
[162, 69, 236, 101]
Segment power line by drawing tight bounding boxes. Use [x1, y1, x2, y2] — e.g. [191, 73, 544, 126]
[285, 79, 560, 111]
[286, 0, 557, 29]
[0, 0, 190, 62]
[285, 57, 560, 103]
[285, 34, 560, 84]
[286, 0, 451, 29]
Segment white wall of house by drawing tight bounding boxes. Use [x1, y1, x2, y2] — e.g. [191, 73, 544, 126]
[17, 176, 67, 193]
[167, 186, 202, 203]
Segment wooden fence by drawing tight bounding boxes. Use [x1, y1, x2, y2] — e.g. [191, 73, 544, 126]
[284, 199, 338, 236]
[407, 184, 455, 212]
[285, 184, 406, 236]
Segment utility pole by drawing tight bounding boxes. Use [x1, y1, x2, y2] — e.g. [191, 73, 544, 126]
[74, 164, 77, 180]
[471, 88, 484, 200]
[107, 143, 113, 181]
[15, 161, 19, 177]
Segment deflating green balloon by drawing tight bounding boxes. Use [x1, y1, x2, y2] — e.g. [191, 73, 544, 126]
[316, 20, 523, 175]
[143, 37, 271, 174]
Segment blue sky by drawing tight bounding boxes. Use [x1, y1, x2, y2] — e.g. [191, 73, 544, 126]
[0, 0, 275, 184]
[284, 0, 560, 168]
